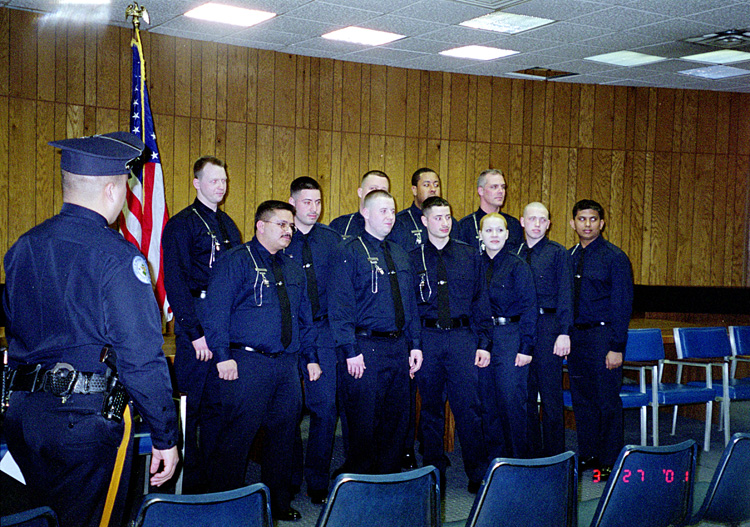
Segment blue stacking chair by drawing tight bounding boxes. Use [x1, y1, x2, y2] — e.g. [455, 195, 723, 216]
[672, 327, 731, 450]
[724, 326, 750, 424]
[689, 432, 750, 527]
[315, 466, 440, 527]
[0, 507, 58, 527]
[578, 440, 697, 527]
[444, 452, 578, 527]
[132, 483, 272, 527]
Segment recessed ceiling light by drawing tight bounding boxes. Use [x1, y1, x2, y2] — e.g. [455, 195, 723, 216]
[680, 49, 750, 65]
[440, 45, 518, 60]
[460, 11, 554, 34]
[322, 27, 405, 46]
[679, 65, 750, 80]
[184, 3, 276, 27]
[585, 51, 666, 67]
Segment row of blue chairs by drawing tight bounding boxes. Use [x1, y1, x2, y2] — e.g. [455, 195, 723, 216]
[564, 326, 750, 452]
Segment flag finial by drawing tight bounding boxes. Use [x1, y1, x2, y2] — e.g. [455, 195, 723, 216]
[126, 2, 150, 30]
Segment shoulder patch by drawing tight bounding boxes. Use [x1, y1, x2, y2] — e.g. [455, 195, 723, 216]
[132, 256, 151, 284]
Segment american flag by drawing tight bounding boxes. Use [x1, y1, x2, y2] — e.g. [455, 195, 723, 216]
[120, 35, 172, 322]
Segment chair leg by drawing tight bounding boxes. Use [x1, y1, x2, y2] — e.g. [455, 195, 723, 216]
[723, 399, 730, 446]
[639, 406, 647, 446]
[703, 401, 712, 452]
[671, 405, 678, 436]
[651, 403, 659, 446]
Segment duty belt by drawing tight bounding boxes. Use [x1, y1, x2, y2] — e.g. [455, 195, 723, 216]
[492, 315, 521, 326]
[10, 363, 108, 397]
[190, 289, 207, 299]
[355, 328, 402, 339]
[421, 317, 471, 330]
[229, 343, 284, 358]
[539, 307, 557, 315]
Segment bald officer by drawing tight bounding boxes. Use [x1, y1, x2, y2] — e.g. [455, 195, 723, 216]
[3, 132, 178, 527]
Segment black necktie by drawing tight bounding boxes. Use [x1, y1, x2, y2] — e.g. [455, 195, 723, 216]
[302, 235, 321, 319]
[272, 254, 293, 348]
[573, 248, 584, 319]
[485, 256, 494, 287]
[382, 243, 405, 331]
[525, 245, 533, 266]
[436, 250, 451, 328]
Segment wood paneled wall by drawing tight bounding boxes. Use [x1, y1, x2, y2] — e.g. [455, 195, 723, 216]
[1, 7, 749, 286]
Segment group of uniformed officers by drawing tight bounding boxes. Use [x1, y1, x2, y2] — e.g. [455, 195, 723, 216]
[2, 131, 633, 526]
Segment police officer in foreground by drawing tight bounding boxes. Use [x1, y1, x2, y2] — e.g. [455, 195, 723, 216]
[162, 155, 242, 493]
[410, 196, 491, 494]
[568, 199, 633, 481]
[517, 202, 573, 457]
[330, 189, 423, 474]
[3, 132, 179, 527]
[286, 176, 342, 504]
[202, 200, 317, 522]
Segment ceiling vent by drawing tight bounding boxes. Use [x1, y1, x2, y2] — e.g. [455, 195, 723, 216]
[684, 29, 750, 49]
[447, 0, 531, 10]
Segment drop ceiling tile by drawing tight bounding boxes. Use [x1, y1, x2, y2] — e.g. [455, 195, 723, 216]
[524, 22, 612, 44]
[631, 18, 722, 42]
[219, 28, 309, 45]
[391, 0, 491, 25]
[458, 61, 528, 76]
[383, 37, 457, 53]
[504, 0, 611, 22]
[147, 16, 246, 39]
[420, 25, 501, 44]
[284, 1, 382, 25]
[292, 36, 371, 53]
[613, 0, 735, 17]
[682, 3, 750, 27]
[319, 0, 419, 10]
[345, 46, 429, 65]
[216, 38, 287, 51]
[261, 17, 344, 36]
[362, 13, 448, 36]
[568, 6, 671, 31]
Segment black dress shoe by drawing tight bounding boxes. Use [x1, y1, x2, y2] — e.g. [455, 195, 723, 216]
[467, 480, 482, 494]
[578, 456, 600, 472]
[308, 489, 328, 505]
[401, 450, 418, 470]
[273, 507, 302, 522]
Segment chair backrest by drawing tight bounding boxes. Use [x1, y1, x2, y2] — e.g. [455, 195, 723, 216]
[729, 326, 750, 357]
[133, 483, 272, 527]
[0, 506, 58, 527]
[692, 432, 750, 525]
[673, 327, 732, 359]
[465, 451, 578, 527]
[587, 440, 697, 527]
[624, 328, 665, 362]
[315, 466, 440, 527]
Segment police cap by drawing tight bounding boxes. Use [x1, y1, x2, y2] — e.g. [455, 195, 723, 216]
[49, 131, 145, 176]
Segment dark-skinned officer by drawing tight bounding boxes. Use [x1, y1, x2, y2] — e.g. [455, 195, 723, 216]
[410, 196, 491, 494]
[162, 155, 242, 493]
[3, 132, 178, 527]
[202, 200, 317, 522]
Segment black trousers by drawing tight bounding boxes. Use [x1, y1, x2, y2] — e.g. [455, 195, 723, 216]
[527, 313, 566, 457]
[568, 324, 624, 466]
[5, 391, 132, 527]
[416, 327, 487, 483]
[339, 334, 409, 475]
[204, 351, 302, 512]
[303, 344, 338, 492]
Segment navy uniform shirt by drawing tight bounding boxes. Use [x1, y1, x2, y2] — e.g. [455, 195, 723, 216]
[284, 222, 341, 354]
[329, 231, 421, 359]
[517, 237, 574, 337]
[162, 198, 242, 342]
[389, 203, 427, 252]
[3, 203, 177, 449]
[569, 236, 633, 354]
[329, 211, 365, 240]
[482, 248, 538, 356]
[203, 237, 316, 365]
[409, 238, 493, 350]
[456, 208, 523, 254]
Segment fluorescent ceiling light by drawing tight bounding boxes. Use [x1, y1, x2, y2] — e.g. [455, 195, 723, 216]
[440, 45, 518, 60]
[461, 11, 554, 34]
[585, 51, 666, 67]
[184, 3, 276, 27]
[322, 27, 405, 46]
[679, 65, 750, 80]
[679, 49, 750, 65]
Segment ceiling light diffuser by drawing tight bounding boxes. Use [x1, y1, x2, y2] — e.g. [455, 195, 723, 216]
[679, 65, 750, 80]
[184, 3, 276, 27]
[440, 45, 518, 60]
[461, 11, 554, 34]
[322, 27, 405, 46]
[585, 51, 666, 67]
[680, 49, 750, 65]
